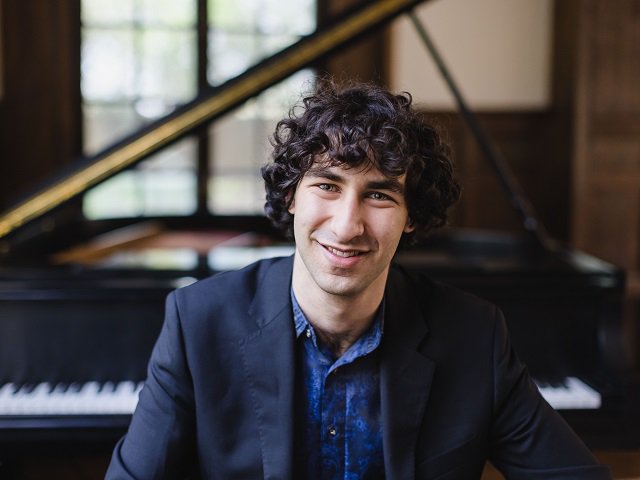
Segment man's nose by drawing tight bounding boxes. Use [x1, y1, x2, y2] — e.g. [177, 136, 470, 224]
[331, 195, 365, 241]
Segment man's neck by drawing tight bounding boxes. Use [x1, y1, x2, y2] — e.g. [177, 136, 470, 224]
[299, 294, 381, 358]
[291, 258, 387, 357]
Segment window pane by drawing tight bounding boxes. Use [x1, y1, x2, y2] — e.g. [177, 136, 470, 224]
[83, 171, 143, 219]
[139, 30, 197, 102]
[208, 110, 269, 214]
[81, 0, 317, 219]
[208, 0, 258, 31]
[207, 0, 317, 86]
[260, 0, 315, 35]
[208, 31, 258, 85]
[82, 0, 135, 25]
[139, 0, 196, 27]
[84, 137, 198, 219]
[81, 1, 198, 155]
[208, 70, 314, 214]
[83, 103, 144, 155]
[208, 0, 315, 34]
[209, 175, 265, 215]
[259, 33, 300, 58]
[81, 29, 136, 101]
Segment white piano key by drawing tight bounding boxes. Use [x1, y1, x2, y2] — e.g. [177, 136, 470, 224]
[112, 381, 138, 414]
[24, 382, 51, 415]
[0, 383, 18, 403]
[0, 381, 142, 416]
[2, 376, 601, 415]
[535, 377, 601, 410]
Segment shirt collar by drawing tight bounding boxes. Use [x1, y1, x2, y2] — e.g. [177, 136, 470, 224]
[291, 288, 384, 361]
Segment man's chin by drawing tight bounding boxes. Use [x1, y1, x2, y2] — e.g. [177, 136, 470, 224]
[317, 274, 367, 298]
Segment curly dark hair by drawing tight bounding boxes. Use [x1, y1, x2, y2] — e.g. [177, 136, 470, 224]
[261, 79, 460, 244]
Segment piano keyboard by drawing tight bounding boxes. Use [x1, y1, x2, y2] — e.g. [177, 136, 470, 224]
[535, 377, 601, 410]
[0, 381, 143, 416]
[0, 376, 601, 417]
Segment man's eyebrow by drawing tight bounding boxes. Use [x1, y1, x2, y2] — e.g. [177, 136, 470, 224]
[306, 166, 405, 193]
[305, 167, 344, 182]
[366, 179, 404, 194]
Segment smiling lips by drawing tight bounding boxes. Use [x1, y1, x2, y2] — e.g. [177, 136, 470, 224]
[322, 243, 366, 258]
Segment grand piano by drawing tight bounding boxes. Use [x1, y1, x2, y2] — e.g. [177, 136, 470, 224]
[0, 0, 638, 467]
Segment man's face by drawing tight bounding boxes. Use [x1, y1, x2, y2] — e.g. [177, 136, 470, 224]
[289, 162, 414, 300]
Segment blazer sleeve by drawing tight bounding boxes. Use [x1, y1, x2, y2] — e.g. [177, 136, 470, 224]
[106, 291, 197, 480]
[488, 307, 612, 480]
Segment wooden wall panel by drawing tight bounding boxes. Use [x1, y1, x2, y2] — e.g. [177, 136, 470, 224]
[580, 187, 640, 268]
[569, 0, 640, 294]
[589, 1, 640, 115]
[0, 1, 4, 100]
[0, 0, 82, 210]
[426, 111, 570, 241]
[591, 138, 640, 183]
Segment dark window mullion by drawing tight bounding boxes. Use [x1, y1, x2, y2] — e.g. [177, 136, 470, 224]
[131, 0, 145, 208]
[196, 0, 210, 216]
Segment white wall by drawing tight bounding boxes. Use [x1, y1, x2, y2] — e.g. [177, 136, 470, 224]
[389, 0, 554, 110]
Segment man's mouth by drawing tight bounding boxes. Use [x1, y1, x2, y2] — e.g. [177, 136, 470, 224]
[323, 244, 364, 258]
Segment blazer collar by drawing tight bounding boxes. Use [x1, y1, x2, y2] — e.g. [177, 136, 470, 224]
[241, 256, 296, 480]
[381, 265, 435, 479]
[248, 255, 295, 329]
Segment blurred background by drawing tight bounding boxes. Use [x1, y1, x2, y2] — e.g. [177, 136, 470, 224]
[1, 0, 640, 478]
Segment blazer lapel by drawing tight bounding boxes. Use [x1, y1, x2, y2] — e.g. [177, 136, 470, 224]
[381, 266, 435, 480]
[238, 259, 435, 479]
[239, 257, 296, 480]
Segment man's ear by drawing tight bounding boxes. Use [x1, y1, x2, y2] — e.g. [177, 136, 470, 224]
[287, 191, 295, 214]
[403, 219, 415, 233]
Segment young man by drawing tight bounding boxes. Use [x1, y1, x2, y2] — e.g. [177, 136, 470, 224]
[107, 82, 610, 479]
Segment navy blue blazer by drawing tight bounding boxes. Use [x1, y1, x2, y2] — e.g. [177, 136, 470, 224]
[106, 256, 610, 479]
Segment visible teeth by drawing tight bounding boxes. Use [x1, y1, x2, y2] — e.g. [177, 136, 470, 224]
[327, 246, 359, 258]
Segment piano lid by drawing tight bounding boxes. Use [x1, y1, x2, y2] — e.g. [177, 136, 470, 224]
[0, 0, 428, 245]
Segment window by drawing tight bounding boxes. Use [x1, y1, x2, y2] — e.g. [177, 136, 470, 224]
[81, 0, 316, 219]
[81, 0, 198, 154]
[208, 70, 314, 214]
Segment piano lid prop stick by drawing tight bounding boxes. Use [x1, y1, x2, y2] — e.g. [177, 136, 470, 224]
[408, 10, 557, 253]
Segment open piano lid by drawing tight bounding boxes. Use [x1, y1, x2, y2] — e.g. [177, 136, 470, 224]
[0, 0, 428, 257]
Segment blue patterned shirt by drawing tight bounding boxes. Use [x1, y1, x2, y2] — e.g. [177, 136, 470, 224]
[292, 291, 385, 480]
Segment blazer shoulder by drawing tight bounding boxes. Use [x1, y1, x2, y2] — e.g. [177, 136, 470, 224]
[167, 256, 293, 336]
[175, 255, 292, 304]
[393, 264, 498, 316]
[390, 264, 501, 339]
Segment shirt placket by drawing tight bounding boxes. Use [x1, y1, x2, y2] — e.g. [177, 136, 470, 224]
[321, 365, 346, 480]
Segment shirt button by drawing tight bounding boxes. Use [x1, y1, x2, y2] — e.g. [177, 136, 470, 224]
[328, 425, 337, 436]
[305, 328, 312, 338]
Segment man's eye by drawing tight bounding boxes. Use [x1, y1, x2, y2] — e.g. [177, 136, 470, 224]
[318, 184, 334, 191]
[369, 192, 390, 201]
